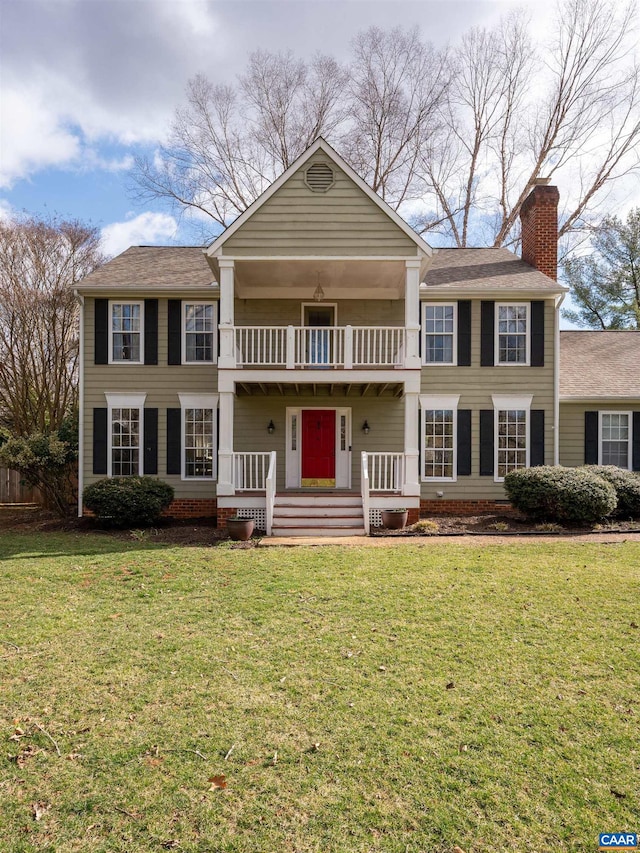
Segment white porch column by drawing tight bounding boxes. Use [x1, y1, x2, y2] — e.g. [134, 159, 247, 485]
[218, 258, 236, 368]
[217, 390, 235, 495]
[405, 259, 422, 369]
[403, 389, 421, 496]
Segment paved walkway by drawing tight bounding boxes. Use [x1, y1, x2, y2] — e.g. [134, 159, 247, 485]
[259, 531, 640, 547]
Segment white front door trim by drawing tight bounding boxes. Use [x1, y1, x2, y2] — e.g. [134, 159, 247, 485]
[285, 406, 351, 489]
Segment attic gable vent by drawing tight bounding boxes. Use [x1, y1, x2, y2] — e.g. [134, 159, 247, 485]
[304, 162, 335, 193]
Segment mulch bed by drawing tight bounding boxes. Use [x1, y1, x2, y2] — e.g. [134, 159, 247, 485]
[2, 506, 640, 544]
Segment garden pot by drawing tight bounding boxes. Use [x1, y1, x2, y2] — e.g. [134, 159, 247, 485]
[381, 509, 408, 530]
[226, 517, 255, 541]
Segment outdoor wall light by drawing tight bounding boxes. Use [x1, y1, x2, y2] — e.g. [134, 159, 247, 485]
[267, 420, 275, 434]
[362, 420, 370, 435]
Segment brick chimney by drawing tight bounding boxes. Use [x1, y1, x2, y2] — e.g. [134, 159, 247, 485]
[519, 183, 559, 280]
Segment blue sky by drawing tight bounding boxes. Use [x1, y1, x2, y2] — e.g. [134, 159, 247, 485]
[1, 0, 638, 272]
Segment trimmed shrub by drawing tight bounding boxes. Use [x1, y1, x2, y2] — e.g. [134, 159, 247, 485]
[583, 466, 640, 518]
[83, 477, 174, 527]
[503, 466, 617, 524]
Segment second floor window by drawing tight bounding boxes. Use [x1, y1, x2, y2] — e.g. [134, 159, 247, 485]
[183, 303, 215, 363]
[111, 302, 142, 362]
[424, 304, 456, 364]
[497, 304, 528, 364]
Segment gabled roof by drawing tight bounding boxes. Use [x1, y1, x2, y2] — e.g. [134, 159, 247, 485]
[77, 246, 215, 291]
[205, 137, 433, 258]
[422, 248, 567, 295]
[560, 330, 640, 399]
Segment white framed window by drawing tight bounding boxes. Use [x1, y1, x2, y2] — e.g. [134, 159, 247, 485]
[105, 393, 146, 477]
[423, 303, 457, 365]
[420, 395, 459, 481]
[178, 394, 218, 479]
[496, 303, 529, 365]
[599, 411, 632, 469]
[109, 301, 143, 364]
[492, 394, 532, 481]
[182, 302, 216, 364]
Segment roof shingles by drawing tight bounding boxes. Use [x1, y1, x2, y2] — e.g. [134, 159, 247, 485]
[78, 246, 214, 289]
[560, 330, 640, 398]
[422, 247, 563, 291]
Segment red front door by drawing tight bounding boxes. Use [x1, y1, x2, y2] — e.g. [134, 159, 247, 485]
[301, 410, 336, 486]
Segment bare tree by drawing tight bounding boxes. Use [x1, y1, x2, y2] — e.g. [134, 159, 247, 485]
[0, 216, 104, 435]
[130, 0, 640, 249]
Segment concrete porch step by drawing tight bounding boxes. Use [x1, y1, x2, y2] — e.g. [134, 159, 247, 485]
[271, 525, 366, 537]
[275, 505, 364, 518]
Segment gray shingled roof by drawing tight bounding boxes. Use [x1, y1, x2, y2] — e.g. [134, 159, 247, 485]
[560, 330, 640, 398]
[423, 247, 563, 291]
[78, 246, 215, 289]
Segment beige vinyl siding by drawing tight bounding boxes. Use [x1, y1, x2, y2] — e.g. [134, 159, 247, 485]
[223, 153, 418, 257]
[83, 297, 219, 499]
[234, 396, 404, 492]
[420, 298, 556, 501]
[234, 298, 405, 327]
[559, 401, 640, 468]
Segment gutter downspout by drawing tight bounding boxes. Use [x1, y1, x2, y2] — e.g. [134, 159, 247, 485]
[75, 291, 84, 517]
[554, 293, 566, 465]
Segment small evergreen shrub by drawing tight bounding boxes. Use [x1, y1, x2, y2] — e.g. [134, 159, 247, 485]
[83, 477, 174, 527]
[583, 465, 640, 518]
[503, 466, 617, 524]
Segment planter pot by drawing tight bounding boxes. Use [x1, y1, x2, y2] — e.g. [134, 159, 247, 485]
[226, 517, 255, 541]
[381, 510, 408, 530]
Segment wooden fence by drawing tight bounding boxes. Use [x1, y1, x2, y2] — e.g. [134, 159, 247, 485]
[0, 468, 42, 504]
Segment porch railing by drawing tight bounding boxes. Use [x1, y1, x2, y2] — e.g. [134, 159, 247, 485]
[233, 325, 405, 369]
[368, 452, 405, 492]
[361, 451, 370, 535]
[232, 452, 271, 491]
[265, 451, 276, 536]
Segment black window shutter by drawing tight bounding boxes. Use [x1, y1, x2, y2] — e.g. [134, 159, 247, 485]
[530, 301, 545, 367]
[144, 408, 158, 475]
[144, 299, 158, 365]
[168, 300, 182, 365]
[480, 301, 495, 367]
[457, 409, 472, 475]
[584, 411, 599, 464]
[479, 409, 494, 476]
[457, 301, 471, 366]
[633, 412, 640, 471]
[166, 408, 182, 475]
[93, 408, 108, 475]
[530, 409, 545, 466]
[94, 299, 108, 365]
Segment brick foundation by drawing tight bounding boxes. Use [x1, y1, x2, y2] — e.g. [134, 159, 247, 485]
[163, 499, 217, 520]
[420, 499, 515, 517]
[216, 507, 238, 528]
[407, 508, 420, 525]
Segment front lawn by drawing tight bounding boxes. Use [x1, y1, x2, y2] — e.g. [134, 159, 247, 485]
[0, 533, 638, 852]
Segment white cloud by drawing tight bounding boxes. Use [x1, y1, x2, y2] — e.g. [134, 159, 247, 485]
[0, 200, 14, 221]
[100, 211, 179, 256]
[0, 86, 81, 188]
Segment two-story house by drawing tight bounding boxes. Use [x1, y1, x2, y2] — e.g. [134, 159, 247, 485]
[75, 138, 640, 535]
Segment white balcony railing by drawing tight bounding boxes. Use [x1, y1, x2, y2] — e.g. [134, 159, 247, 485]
[232, 452, 271, 491]
[368, 452, 405, 492]
[232, 325, 406, 369]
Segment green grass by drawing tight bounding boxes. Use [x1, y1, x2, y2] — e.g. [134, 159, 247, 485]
[1, 532, 639, 852]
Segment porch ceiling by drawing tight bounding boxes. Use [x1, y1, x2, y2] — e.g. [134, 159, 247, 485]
[235, 380, 404, 398]
[233, 259, 407, 300]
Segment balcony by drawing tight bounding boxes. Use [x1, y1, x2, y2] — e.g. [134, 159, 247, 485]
[229, 325, 407, 370]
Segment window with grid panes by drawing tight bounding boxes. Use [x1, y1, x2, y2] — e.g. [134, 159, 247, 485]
[601, 413, 630, 468]
[424, 409, 454, 479]
[497, 409, 527, 477]
[497, 304, 528, 364]
[424, 304, 455, 364]
[184, 408, 214, 478]
[184, 303, 215, 363]
[111, 303, 142, 362]
[111, 408, 141, 475]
